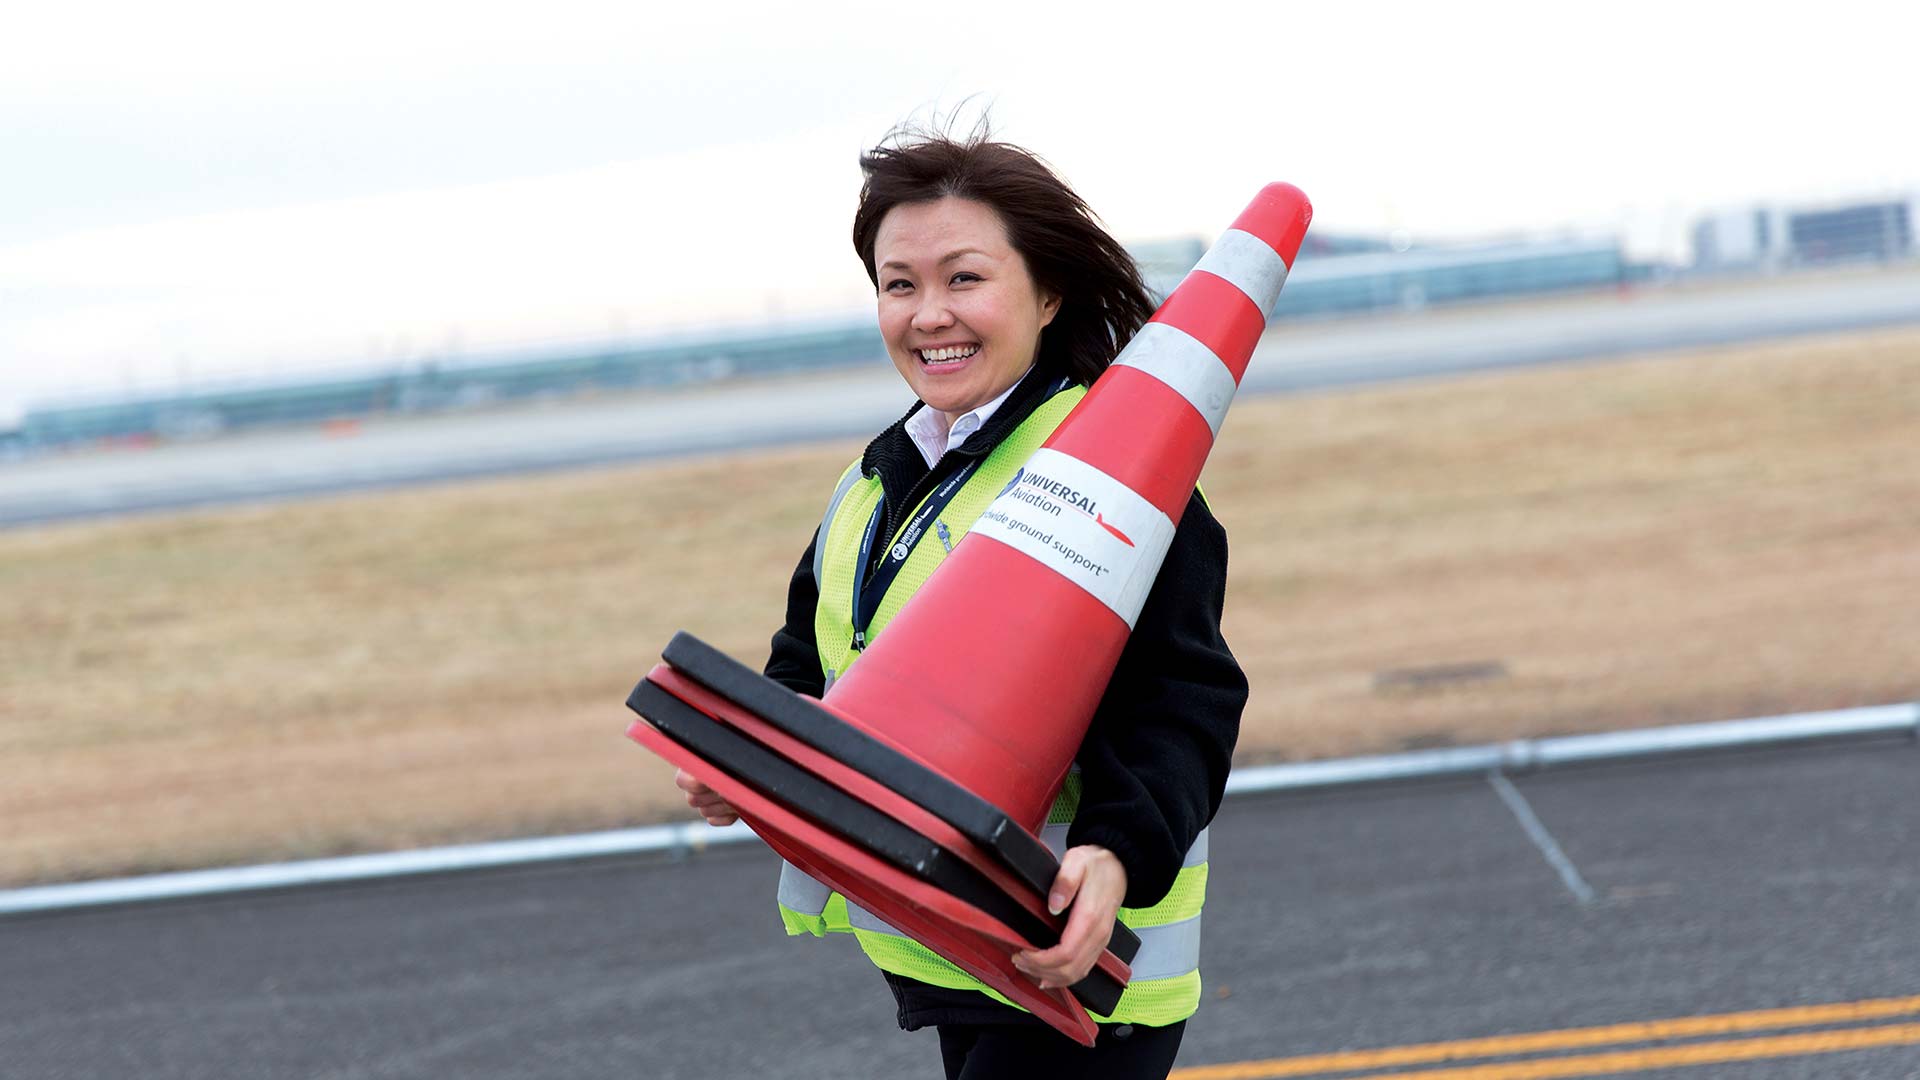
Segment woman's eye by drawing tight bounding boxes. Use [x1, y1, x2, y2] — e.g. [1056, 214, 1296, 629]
[951, 272, 981, 285]
[884, 279, 912, 293]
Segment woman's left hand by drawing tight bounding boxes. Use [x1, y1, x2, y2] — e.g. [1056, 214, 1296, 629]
[1011, 844, 1128, 990]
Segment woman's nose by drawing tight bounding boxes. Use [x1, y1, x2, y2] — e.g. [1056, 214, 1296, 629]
[911, 292, 954, 332]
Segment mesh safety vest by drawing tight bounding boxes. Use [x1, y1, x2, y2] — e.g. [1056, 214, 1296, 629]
[776, 385, 1211, 1026]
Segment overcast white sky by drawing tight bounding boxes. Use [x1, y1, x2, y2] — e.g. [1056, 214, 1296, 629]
[3, 0, 1916, 415]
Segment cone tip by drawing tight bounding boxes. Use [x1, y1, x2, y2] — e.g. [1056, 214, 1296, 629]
[1232, 184, 1313, 265]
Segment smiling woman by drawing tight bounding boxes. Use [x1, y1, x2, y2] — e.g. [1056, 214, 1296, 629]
[669, 124, 1246, 1080]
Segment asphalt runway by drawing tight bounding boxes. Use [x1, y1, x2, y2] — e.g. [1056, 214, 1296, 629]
[4, 266, 1916, 527]
[7, 739, 1916, 1079]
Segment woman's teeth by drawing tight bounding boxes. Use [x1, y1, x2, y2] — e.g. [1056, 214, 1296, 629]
[919, 345, 980, 364]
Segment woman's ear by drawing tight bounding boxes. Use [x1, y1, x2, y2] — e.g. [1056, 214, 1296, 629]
[1039, 290, 1062, 329]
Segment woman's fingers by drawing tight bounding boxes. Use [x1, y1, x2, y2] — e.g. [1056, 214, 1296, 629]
[1011, 845, 1126, 989]
[673, 768, 738, 825]
[690, 795, 739, 826]
[1046, 848, 1085, 915]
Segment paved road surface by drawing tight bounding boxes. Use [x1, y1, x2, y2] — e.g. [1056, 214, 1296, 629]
[4, 268, 1916, 527]
[7, 739, 1916, 1078]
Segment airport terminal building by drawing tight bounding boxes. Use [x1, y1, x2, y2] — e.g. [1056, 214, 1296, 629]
[1, 233, 1645, 454]
[1692, 194, 1917, 270]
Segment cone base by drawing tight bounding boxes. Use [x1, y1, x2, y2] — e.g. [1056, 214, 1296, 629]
[629, 716, 1106, 1045]
[657, 632, 1064, 897]
[639, 666, 1140, 970]
[630, 675, 1131, 1015]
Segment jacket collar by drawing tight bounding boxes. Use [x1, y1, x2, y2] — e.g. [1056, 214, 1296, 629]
[860, 366, 1064, 483]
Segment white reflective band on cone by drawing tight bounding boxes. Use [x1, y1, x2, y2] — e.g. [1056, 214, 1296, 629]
[1111, 322, 1239, 435]
[969, 448, 1176, 628]
[1191, 227, 1291, 319]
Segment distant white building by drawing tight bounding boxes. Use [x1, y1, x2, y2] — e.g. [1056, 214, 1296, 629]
[1693, 193, 1918, 269]
[1691, 207, 1786, 269]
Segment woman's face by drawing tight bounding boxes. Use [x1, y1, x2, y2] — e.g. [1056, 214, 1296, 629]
[872, 196, 1060, 425]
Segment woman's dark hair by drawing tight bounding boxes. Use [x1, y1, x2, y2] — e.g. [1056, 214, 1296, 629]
[851, 126, 1155, 387]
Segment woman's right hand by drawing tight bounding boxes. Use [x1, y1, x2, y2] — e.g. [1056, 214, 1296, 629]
[674, 768, 739, 826]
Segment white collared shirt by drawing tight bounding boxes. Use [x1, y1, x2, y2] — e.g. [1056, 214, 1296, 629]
[903, 368, 1033, 468]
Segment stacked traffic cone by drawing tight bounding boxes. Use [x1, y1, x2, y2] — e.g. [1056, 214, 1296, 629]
[628, 183, 1311, 1045]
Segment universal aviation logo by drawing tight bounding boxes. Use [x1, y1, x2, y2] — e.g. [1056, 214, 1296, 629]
[998, 467, 1135, 546]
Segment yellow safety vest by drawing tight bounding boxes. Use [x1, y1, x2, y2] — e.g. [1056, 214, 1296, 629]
[776, 385, 1209, 1026]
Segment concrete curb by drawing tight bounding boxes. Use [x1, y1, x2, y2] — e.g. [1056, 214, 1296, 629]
[5, 702, 1914, 917]
[0, 821, 757, 917]
[1223, 702, 1920, 794]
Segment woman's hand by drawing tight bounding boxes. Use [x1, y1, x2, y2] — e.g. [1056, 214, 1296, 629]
[1011, 844, 1127, 990]
[674, 768, 739, 826]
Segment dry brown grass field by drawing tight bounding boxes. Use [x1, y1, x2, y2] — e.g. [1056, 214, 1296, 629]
[4, 325, 1917, 886]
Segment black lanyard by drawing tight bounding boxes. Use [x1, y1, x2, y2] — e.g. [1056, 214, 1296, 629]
[850, 375, 1071, 652]
[851, 456, 981, 651]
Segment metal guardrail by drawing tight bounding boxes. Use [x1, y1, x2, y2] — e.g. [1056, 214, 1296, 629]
[3, 702, 1914, 917]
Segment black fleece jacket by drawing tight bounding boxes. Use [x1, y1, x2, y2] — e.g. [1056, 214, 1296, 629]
[763, 369, 1247, 913]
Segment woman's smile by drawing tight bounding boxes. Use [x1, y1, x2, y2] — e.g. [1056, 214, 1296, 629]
[917, 343, 981, 365]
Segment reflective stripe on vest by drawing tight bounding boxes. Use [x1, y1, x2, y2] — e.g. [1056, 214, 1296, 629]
[782, 383, 1213, 1026]
[810, 461, 865, 595]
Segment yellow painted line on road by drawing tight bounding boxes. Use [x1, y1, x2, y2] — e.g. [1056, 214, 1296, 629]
[1308, 1024, 1920, 1080]
[1173, 994, 1920, 1079]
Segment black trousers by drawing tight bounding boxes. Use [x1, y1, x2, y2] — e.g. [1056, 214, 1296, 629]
[936, 1019, 1186, 1080]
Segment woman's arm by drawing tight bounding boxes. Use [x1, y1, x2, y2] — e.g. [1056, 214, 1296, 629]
[763, 535, 827, 698]
[1015, 498, 1244, 986]
[1065, 490, 1247, 910]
